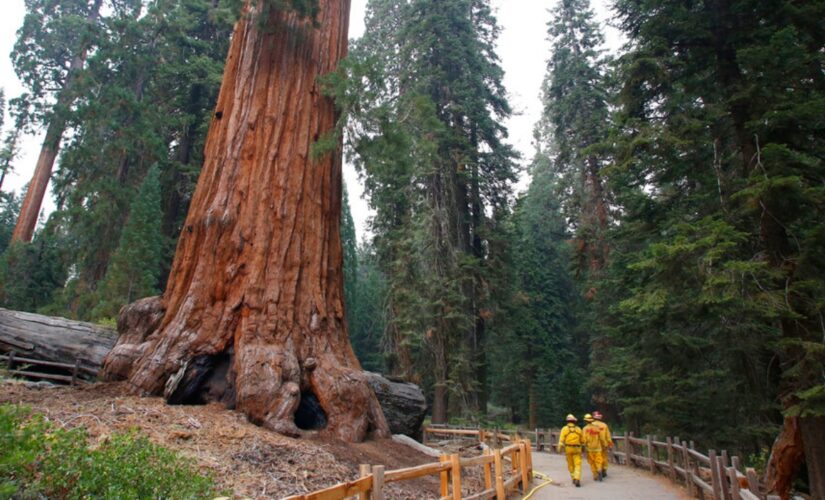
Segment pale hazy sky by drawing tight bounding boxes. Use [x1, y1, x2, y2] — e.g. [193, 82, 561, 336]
[0, 0, 620, 241]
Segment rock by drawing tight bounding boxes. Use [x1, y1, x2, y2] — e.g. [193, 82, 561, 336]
[364, 371, 428, 439]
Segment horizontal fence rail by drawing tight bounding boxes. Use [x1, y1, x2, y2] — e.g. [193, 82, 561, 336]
[283, 438, 533, 500]
[1, 350, 94, 385]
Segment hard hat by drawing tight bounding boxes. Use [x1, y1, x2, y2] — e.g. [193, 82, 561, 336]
[565, 414, 577, 422]
[593, 411, 603, 420]
[584, 413, 594, 422]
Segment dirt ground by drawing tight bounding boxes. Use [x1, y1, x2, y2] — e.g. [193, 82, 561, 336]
[0, 379, 457, 499]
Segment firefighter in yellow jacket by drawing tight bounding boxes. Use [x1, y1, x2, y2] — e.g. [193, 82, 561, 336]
[557, 414, 583, 487]
[593, 411, 613, 477]
[582, 413, 607, 481]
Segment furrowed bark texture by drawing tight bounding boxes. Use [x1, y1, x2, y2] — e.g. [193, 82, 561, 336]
[102, 0, 390, 442]
[764, 416, 804, 500]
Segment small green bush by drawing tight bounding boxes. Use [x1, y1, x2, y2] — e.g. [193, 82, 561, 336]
[0, 404, 215, 499]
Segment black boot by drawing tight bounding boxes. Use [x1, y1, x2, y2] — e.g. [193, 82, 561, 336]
[575, 479, 581, 487]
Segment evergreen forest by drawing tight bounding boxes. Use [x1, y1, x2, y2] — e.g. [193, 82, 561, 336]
[0, 0, 823, 496]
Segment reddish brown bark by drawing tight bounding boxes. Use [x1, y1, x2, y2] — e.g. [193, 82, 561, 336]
[765, 417, 805, 500]
[101, 0, 389, 442]
[12, 0, 103, 243]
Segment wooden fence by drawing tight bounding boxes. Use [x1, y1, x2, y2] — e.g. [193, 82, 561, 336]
[1, 350, 95, 385]
[426, 425, 776, 500]
[283, 437, 533, 500]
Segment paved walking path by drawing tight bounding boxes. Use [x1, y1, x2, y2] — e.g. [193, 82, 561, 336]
[527, 452, 691, 500]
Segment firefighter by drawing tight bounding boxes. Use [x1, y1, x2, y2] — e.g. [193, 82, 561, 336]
[593, 410, 613, 478]
[582, 413, 607, 481]
[557, 414, 583, 487]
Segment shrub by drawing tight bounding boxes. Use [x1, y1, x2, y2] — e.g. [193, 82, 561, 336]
[0, 404, 215, 499]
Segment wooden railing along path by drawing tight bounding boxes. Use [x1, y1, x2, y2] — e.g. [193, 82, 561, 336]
[283, 437, 534, 500]
[426, 425, 774, 500]
[1, 350, 95, 385]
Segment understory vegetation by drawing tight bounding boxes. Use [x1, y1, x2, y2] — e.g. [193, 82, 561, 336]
[0, 404, 215, 498]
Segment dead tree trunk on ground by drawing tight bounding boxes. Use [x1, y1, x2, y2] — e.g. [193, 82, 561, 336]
[100, 1, 389, 442]
[0, 307, 116, 375]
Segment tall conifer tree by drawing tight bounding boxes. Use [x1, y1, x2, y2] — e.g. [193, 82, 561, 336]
[338, 0, 517, 421]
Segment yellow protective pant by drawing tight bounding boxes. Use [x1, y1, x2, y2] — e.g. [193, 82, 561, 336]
[601, 449, 610, 471]
[587, 450, 604, 479]
[565, 449, 582, 481]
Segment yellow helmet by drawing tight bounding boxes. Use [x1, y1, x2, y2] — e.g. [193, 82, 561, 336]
[565, 414, 577, 422]
[584, 413, 594, 422]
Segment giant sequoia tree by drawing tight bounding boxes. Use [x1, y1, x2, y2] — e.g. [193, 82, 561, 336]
[102, 0, 389, 442]
[11, 0, 103, 243]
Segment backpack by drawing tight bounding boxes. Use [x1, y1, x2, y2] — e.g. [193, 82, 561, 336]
[563, 426, 582, 446]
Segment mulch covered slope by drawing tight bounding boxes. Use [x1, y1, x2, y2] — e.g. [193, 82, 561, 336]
[0, 379, 444, 498]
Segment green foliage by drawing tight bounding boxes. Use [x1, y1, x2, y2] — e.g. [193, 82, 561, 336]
[348, 243, 388, 372]
[335, 0, 517, 418]
[0, 219, 69, 313]
[0, 193, 21, 254]
[487, 151, 584, 427]
[585, 0, 825, 455]
[92, 165, 164, 319]
[0, 404, 215, 499]
[5, 0, 233, 319]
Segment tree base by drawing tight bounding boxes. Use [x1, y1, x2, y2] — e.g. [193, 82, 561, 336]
[102, 297, 390, 442]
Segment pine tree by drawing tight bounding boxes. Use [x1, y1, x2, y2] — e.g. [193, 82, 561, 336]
[598, 0, 825, 493]
[348, 243, 388, 373]
[488, 143, 582, 428]
[92, 165, 164, 319]
[542, 0, 610, 278]
[337, 0, 517, 422]
[342, 182, 359, 325]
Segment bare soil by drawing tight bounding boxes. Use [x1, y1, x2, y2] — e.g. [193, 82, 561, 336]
[0, 379, 444, 499]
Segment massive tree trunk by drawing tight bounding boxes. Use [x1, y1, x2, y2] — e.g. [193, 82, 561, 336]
[101, 0, 389, 442]
[11, 0, 103, 244]
[764, 417, 805, 500]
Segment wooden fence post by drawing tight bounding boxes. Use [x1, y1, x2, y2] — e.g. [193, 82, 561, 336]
[627, 432, 634, 467]
[720, 451, 732, 500]
[512, 444, 520, 476]
[682, 440, 696, 497]
[727, 466, 741, 500]
[667, 437, 676, 481]
[494, 449, 506, 500]
[483, 448, 493, 492]
[647, 435, 655, 473]
[358, 465, 371, 500]
[71, 358, 81, 386]
[440, 455, 450, 499]
[525, 438, 533, 478]
[371, 465, 385, 500]
[746, 468, 761, 497]
[450, 453, 462, 500]
[519, 441, 529, 492]
[7, 350, 15, 371]
[710, 450, 723, 500]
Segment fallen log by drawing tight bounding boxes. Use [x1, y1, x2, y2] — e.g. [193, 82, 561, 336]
[0, 307, 117, 378]
[1, 301, 429, 439]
